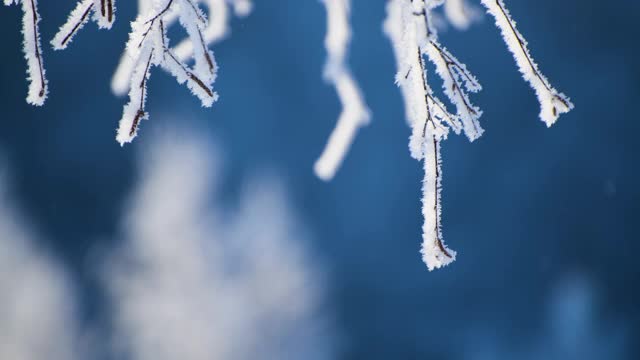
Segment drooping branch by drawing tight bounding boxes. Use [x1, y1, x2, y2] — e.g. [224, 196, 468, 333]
[425, 39, 483, 141]
[420, 128, 456, 270]
[385, 0, 463, 270]
[481, 0, 573, 126]
[111, 0, 251, 96]
[5, 0, 48, 105]
[314, 0, 370, 181]
[51, 0, 115, 50]
[116, 1, 218, 145]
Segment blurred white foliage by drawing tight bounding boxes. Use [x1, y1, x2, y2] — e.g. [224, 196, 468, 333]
[443, 0, 480, 30]
[314, 0, 370, 181]
[0, 130, 335, 360]
[0, 170, 78, 360]
[105, 131, 335, 360]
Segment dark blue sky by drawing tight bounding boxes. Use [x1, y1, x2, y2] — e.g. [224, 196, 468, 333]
[0, 1, 638, 359]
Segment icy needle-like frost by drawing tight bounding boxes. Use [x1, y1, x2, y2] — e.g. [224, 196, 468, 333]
[6, 0, 48, 106]
[481, 0, 573, 126]
[111, 0, 251, 96]
[51, 0, 115, 50]
[116, 0, 218, 145]
[420, 130, 455, 270]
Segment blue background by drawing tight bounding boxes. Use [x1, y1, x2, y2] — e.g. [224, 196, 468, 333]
[0, 1, 638, 359]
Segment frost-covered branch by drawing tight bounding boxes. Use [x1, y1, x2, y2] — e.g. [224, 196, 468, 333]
[116, 0, 219, 144]
[481, 0, 573, 126]
[425, 39, 483, 141]
[51, 0, 115, 50]
[314, 0, 370, 181]
[380, 0, 573, 270]
[5, 0, 48, 106]
[420, 129, 455, 270]
[385, 0, 474, 270]
[111, 0, 251, 97]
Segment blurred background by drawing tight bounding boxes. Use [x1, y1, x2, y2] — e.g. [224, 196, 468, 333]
[0, 0, 638, 359]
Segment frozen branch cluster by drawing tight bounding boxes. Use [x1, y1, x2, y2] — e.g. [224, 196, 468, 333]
[378, 0, 572, 270]
[308, 0, 571, 269]
[5, 0, 572, 271]
[8, 0, 249, 139]
[113, 0, 221, 144]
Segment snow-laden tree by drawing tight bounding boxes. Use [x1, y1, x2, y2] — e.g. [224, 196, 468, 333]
[6, 0, 573, 270]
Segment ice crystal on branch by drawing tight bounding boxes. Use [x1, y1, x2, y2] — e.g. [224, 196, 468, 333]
[51, 0, 116, 50]
[111, 0, 251, 97]
[115, 0, 222, 144]
[5, 0, 48, 106]
[481, 0, 574, 126]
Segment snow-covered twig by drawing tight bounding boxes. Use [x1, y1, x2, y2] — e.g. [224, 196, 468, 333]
[481, 0, 573, 126]
[111, 0, 251, 97]
[385, 0, 470, 270]
[51, 0, 116, 50]
[116, 0, 218, 145]
[314, 0, 370, 181]
[420, 129, 455, 270]
[5, 0, 48, 106]
[425, 39, 483, 141]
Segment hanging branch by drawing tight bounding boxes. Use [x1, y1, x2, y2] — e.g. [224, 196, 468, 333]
[314, 0, 370, 181]
[116, 0, 217, 145]
[51, 0, 115, 50]
[111, 0, 252, 97]
[481, 0, 573, 126]
[385, 0, 462, 270]
[425, 40, 484, 141]
[5, 0, 48, 106]
[420, 127, 456, 270]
